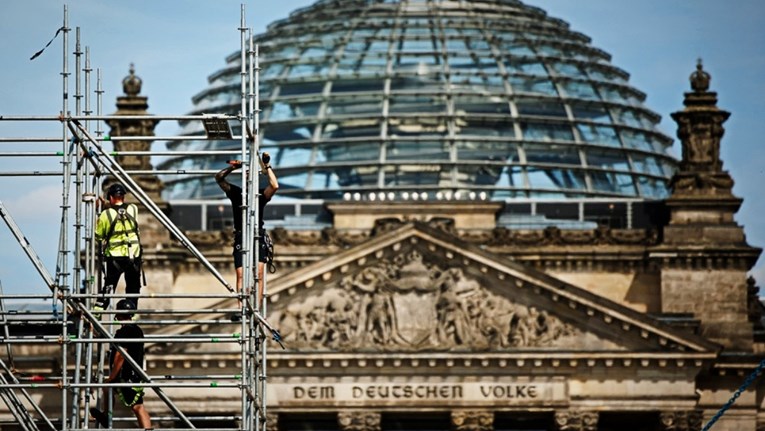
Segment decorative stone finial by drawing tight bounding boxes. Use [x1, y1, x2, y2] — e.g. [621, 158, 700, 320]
[690, 58, 711, 93]
[122, 63, 142, 96]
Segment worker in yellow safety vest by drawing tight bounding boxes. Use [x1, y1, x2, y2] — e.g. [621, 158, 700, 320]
[94, 183, 143, 311]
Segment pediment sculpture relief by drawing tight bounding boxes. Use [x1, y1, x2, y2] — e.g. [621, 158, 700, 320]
[269, 250, 617, 352]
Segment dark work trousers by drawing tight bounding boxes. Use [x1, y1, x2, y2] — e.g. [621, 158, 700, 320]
[98, 256, 142, 308]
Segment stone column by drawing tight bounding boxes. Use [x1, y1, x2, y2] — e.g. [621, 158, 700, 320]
[659, 410, 702, 431]
[554, 411, 598, 431]
[265, 411, 279, 431]
[451, 410, 493, 431]
[338, 411, 381, 431]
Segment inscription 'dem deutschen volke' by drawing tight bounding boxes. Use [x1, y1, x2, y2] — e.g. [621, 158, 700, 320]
[271, 382, 566, 406]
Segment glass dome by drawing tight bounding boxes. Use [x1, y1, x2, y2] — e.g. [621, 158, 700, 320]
[160, 0, 676, 201]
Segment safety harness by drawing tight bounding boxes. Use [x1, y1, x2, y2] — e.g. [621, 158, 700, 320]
[102, 203, 145, 285]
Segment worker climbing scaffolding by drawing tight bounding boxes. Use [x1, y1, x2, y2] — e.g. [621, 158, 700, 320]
[94, 183, 144, 311]
[215, 151, 279, 322]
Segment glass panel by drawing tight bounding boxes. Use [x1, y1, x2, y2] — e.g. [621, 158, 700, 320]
[525, 143, 580, 165]
[597, 85, 642, 106]
[451, 73, 504, 91]
[454, 95, 509, 114]
[275, 146, 313, 167]
[590, 171, 637, 195]
[631, 154, 663, 176]
[307, 170, 341, 190]
[509, 165, 525, 188]
[577, 124, 621, 147]
[571, 104, 611, 122]
[389, 94, 446, 113]
[455, 119, 514, 137]
[521, 122, 574, 141]
[636, 176, 669, 198]
[390, 75, 447, 92]
[527, 167, 587, 190]
[588, 66, 627, 83]
[500, 41, 534, 56]
[586, 149, 630, 171]
[262, 124, 314, 142]
[287, 63, 330, 78]
[302, 47, 332, 58]
[268, 101, 321, 121]
[458, 165, 504, 186]
[516, 100, 567, 118]
[397, 53, 441, 67]
[388, 140, 449, 160]
[509, 76, 558, 96]
[322, 121, 380, 139]
[449, 55, 499, 73]
[561, 80, 599, 100]
[467, 38, 491, 50]
[503, 58, 547, 75]
[262, 64, 284, 79]
[360, 54, 389, 71]
[321, 142, 380, 162]
[383, 164, 444, 187]
[445, 38, 469, 52]
[278, 172, 309, 190]
[278, 81, 325, 96]
[400, 39, 438, 52]
[368, 40, 390, 52]
[620, 130, 654, 152]
[550, 62, 586, 78]
[612, 108, 644, 128]
[388, 117, 447, 136]
[535, 44, 564, 57]
[456, 141, 519, 162]
[326, 97, 383, 116]
[331, 79, 382, 94]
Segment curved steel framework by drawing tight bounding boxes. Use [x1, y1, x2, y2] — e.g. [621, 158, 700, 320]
[0, 5, 272, 431]
[160, 0, 677, 202]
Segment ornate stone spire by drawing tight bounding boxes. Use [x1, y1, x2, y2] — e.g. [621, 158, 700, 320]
[122, 63, 142, 96]
[107, 65, 168, 247]
[655, 61, 761, 351]
[690, 58, 710, 93]
[669, 59, 733, 195]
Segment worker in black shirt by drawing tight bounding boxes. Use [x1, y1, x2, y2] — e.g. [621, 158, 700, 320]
[90, 299, 152, 429]
[215, 152, 279, 321]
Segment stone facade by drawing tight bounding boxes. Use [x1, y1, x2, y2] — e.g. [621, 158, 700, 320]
[2, 67, 764, 431]
[135, 63, 764, 431]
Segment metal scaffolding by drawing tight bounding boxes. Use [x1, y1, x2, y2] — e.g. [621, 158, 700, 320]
[0, 4, 274, 430]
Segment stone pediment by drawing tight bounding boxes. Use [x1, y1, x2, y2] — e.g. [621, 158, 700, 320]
[262, 222, 718, 355]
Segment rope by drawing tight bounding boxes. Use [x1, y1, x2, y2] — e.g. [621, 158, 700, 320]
[701, 358, 765, 431]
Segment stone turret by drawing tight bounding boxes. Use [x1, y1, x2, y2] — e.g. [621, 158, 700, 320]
[106, 64, 170, 249]
[106, 64, 164, 204]
[652, 60, 761, 350]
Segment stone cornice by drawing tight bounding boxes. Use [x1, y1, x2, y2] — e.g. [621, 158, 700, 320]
[145, 352, 716, 374]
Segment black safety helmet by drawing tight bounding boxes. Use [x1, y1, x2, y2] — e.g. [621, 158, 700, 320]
[107, 183, 127, 198]
[115, 299, 136, 318]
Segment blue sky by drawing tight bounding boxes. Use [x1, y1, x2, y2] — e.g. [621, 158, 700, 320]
[1, 0, 764, 297]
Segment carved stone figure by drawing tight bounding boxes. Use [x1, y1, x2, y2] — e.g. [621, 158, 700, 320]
[338, 411, 381, 431]
[659, 410, 702, 431]
[451, 410, 493, 431]
[554, 411, 598, 431]
[269, 249, 586, 351]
